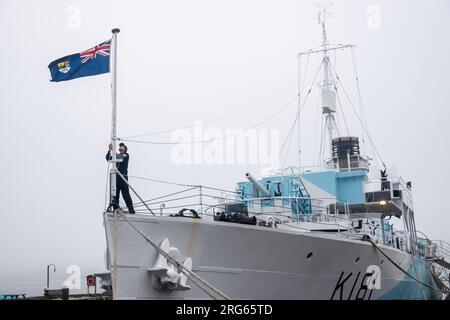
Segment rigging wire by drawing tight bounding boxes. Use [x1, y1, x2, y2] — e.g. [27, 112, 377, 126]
[311, 97, 321, 166]
[277, 59, 324, 167]
[335, 88, 350, 136]
[134, 188, 235, 208]
[137, 187, 199, 204]
[332, 116, 341, 137]
[350, 47, 382, 169]
[316, 116, 326, 169]
[320, 116, 328, 163]
[128, 175, 197, 188]
[328, 62, 387, 169]
[134, 194, 198, 208]
[365, 238, 449, 295]
[129, 176, 239, 208]
[121, 84, 296, 139]
[328, 64, 350, 137]
[297, 54, 306, 169]
[128, 175, 238, 194]
[350, 47, 371, 152]
[280, 91, 312, 167]
[299, 53, 311, 101]
[281, 119, 297, 169]
[119, 95, 297, 145]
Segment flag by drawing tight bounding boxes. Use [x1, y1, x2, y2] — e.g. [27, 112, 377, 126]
[48, 39, 111, 82]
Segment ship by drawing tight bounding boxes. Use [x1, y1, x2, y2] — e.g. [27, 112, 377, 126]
[96, 9, 450, 300]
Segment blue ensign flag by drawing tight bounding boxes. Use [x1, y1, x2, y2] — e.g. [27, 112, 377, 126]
[48, 39, 111, 82]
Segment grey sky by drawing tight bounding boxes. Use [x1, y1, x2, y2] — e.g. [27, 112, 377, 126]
[1, 0, 449, 295]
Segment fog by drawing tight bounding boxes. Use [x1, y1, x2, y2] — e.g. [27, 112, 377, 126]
[1, 0, 449, 295]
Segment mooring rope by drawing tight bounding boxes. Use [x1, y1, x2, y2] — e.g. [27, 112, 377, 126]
[365, 237, 449, 295]
[116, 212, 231, 300]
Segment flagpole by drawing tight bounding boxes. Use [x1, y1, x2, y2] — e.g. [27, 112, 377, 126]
[110, 28, 120, 208]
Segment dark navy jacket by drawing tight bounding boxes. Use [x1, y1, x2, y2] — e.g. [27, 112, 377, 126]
[106, 151, 129, 176]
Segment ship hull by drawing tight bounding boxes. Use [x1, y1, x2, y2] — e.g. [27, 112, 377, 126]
[103, 213, 440, 300]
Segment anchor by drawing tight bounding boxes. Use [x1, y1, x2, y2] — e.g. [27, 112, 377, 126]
[148, 238, 192, 291]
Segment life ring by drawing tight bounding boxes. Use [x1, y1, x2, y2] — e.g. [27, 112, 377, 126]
[86, 275, 96, 287]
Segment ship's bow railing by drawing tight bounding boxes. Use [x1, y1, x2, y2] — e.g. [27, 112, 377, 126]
[130, 180, 352, 225]
[433, 240, 450, 262]
[129, 181, 240, 217]
[324, 155, 370, 172]
[127, 176, 413, 253]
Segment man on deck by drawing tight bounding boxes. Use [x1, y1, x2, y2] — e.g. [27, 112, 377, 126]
[106, 142, 135, 214]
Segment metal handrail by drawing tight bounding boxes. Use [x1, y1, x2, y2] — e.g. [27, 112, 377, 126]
[432, 240, 450, 261]
[113, 171, 444, 260]
[126, 182, 419, 256]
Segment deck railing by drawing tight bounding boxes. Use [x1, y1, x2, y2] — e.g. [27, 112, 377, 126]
[123, 177, 430, 258]
[433, 240, 450, 262]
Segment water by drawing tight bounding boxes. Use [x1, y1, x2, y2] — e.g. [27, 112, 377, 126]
[0, 267, 104, 297]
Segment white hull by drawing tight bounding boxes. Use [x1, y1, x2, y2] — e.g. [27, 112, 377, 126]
[103, 213, 440, 300]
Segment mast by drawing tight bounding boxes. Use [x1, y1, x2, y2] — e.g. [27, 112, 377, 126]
[318, 5, 337, 155]
[298, 7, 361, 170]
[110, 28, 120, 206]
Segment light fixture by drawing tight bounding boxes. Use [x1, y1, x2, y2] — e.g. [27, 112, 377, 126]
[379, 200, 387, 206]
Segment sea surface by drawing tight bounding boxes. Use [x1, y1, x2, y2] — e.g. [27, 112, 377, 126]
[0, 266, 104, 297]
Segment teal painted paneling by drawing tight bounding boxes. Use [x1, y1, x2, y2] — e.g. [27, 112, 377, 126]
[302, 170, 366, 204]
[336, 170, 366, 204]
[238, 170, 368, 212]
[379, 257, 441, 300]
[237, 175, 311, 215]
[301, 171, 338, 196]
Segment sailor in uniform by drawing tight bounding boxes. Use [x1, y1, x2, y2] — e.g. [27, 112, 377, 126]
[106, 142, 135, 214]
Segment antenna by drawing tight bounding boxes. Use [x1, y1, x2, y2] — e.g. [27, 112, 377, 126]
[317, 1, 334, 35]
[297, 5, 356, 168]
[317, 2, 337, 154]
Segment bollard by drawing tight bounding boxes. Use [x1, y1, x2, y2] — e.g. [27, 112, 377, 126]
[61, 288, 69, 300]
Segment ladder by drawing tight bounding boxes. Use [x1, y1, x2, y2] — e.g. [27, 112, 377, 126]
[291, 176, 312, 216]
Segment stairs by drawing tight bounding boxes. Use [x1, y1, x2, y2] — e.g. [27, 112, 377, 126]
[291, 176, 312, 217]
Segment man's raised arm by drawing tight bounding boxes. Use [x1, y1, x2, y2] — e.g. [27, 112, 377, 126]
[106, 143, 113, 161]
